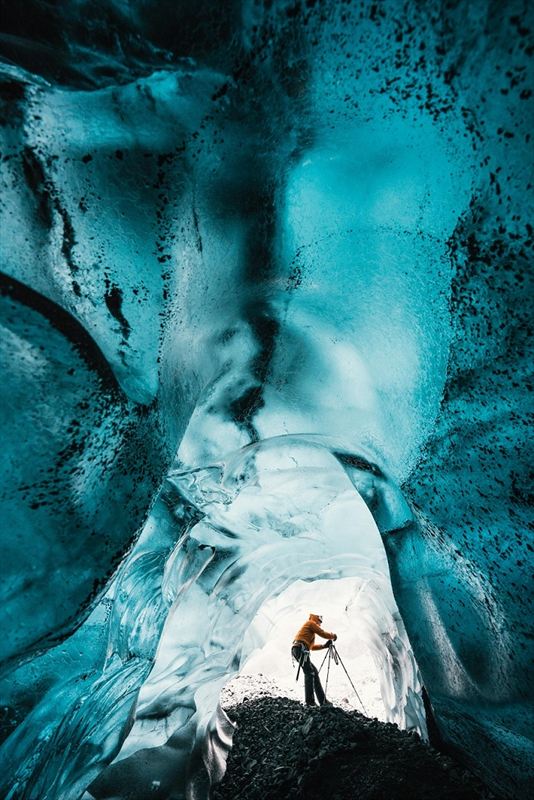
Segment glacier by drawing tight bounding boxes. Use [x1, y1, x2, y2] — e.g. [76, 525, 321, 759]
[0, 1, 532, 798]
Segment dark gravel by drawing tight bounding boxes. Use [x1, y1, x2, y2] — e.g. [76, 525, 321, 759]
[212, 697, 499, 800]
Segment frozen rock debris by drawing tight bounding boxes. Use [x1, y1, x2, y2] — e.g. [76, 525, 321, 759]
[212, 697, 499, 800]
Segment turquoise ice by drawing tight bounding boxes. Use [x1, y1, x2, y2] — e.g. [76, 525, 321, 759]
[0, 1, 532, 798]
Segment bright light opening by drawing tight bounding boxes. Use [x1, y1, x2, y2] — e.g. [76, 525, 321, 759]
[222, 577, 385, 719]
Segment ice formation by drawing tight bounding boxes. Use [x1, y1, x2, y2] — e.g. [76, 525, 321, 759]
[0, 1, 532, 798]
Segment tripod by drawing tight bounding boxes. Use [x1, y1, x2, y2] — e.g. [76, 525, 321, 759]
[318, 642, 368, 715]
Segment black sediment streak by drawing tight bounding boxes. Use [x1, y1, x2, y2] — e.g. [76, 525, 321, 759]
[0, 271, 121, 395]
[55, 202, 78, 274]
[21, 146, 54, 229]
[228, 169, 279, 440]
[192, 204, 203, 254]
[21, 146, 80, 279]
[104, 282, 131, 341]
[334, 452, 384, 479]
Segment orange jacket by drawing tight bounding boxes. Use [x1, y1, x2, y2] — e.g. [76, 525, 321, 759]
[294, 614, 336, 651]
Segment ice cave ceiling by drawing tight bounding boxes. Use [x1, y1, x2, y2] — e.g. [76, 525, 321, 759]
[0, 1, 532, 798]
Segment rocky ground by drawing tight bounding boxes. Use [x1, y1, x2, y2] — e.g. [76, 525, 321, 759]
[212, 694, 499, 800]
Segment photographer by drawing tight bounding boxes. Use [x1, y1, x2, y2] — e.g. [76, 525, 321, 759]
[291, 613, 337, 706]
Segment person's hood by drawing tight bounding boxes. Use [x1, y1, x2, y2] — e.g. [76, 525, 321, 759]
[309, 613, 323, 624]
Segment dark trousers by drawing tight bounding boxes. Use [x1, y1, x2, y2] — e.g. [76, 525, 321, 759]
[292, 644, 326, 705]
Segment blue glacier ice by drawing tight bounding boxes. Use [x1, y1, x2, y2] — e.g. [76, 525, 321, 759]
[0, 1, 532, 798]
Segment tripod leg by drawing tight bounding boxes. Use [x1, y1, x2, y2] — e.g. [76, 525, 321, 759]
[324, 647, 332, 698]
[333, 647, 368, 715]
[318, 647, 330, 674]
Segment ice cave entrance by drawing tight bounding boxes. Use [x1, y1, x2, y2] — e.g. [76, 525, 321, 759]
[222, 560, 427, 734]
[222, 577, 387, 720]
[123, 436, 428, 757]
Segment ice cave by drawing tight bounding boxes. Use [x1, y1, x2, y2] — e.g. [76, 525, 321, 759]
[0, 1, 532, 798]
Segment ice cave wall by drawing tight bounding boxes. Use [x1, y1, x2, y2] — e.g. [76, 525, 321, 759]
[0, 2, 532, 799]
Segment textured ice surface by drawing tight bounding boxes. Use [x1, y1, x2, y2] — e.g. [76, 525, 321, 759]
[0, 1, 532, 798]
